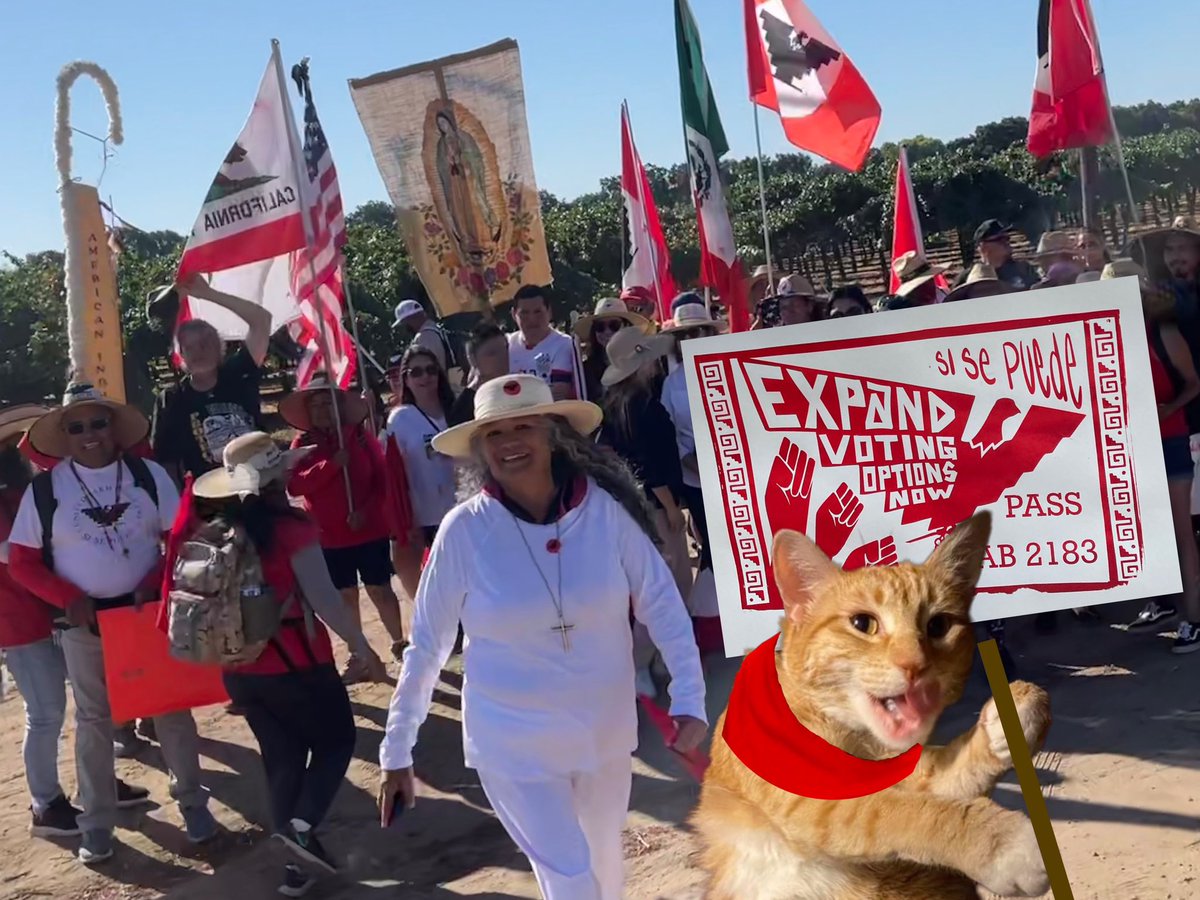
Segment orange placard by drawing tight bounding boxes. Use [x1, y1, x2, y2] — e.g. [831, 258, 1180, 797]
[98, 602, 229, 721]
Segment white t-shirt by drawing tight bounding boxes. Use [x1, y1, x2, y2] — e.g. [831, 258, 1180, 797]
[9, 458, 180, 600]
[384, 405, 457, 528]
[660, 364, 700, 489]
[379, 480, 708, 777]
[508, 329, 585, 400]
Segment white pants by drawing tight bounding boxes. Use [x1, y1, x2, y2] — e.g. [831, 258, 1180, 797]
[478, 757, 632, 900]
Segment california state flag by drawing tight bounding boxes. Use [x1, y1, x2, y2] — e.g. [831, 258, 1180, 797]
[175, 48, 307, 339]
[675, 0, 749, 333]
[744, 0, 881, 172]
[621, 102, 677, 323]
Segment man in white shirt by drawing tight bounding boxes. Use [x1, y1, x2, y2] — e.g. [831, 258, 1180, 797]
[507, 285, 586, 401]
[8, 385, 217, 865]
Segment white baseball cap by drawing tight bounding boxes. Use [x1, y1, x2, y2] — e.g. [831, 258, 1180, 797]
[393, 299, 425, 327]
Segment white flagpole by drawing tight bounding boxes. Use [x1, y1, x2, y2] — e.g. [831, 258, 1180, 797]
[753, 105, 774, 287]
[271, 38, 354, 513]
[1083, 0, 1139, 231]
[625, 100, 666, 321]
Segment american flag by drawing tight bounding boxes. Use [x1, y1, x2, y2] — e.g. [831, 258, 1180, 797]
[287, 60, 357, 389]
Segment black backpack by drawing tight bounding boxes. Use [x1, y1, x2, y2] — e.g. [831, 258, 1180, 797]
[32, 454, 159, 571]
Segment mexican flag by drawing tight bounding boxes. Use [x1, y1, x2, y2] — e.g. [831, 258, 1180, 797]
[675, 0, 750, 332]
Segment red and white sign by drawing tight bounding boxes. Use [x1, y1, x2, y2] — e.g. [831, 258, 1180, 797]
[683, 279, 1178, 656]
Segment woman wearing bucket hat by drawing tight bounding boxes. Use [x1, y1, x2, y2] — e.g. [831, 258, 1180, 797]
[0, 404, 87, 839]
[574, 298, 654, 402]
[280, 376, 408, 683]
[378, 374, 705, 900]
[175, 431, 387, 893]
[8, 384, 216, 863]
[600, 328, 694, 697]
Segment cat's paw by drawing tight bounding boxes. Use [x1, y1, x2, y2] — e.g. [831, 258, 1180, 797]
[977, 816, 1050, 897]
[980, 681, 1051, 769]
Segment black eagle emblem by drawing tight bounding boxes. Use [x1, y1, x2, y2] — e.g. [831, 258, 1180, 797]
[760, 9, 841, 90]
[82, 502, 130, 528]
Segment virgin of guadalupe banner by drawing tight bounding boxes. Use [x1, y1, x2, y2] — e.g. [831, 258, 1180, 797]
[349, 39, 552, 317]
[682, 278, 1179, 657]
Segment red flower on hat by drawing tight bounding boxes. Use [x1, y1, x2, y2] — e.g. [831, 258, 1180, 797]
[503, 381, 521, 396]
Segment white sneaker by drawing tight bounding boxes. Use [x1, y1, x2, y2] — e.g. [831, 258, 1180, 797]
[635, 668, 657, 699]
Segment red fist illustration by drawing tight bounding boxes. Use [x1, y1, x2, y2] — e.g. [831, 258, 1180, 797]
[765, 438, 815, 537]
[815, 483, 863, 557]
[843, 536, 899, 571]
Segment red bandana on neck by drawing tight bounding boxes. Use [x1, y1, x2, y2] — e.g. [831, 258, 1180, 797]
[722, 633, 922, 799]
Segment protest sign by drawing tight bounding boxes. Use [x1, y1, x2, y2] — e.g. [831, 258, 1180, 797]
[683, 278, 1179, 657]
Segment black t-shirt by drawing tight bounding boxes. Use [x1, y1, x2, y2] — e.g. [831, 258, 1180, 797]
[599, 391, 683, 510]
[447, 387, 477, 428]
[151, 347, 264, 478]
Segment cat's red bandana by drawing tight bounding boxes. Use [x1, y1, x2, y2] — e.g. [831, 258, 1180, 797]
[722, 633, 922, 799]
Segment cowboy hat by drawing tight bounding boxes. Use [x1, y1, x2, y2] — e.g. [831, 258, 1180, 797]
[28, 384, 149, 460]
[943, 263, 1017, 303]
[661, 301, 727, 334]
[1126, 216, 1200, 274]
[193, 432, 315, 500]
[600, 328, 675, 388]
[1032, 231, 1076, 261]
[748, 264, 772, 286]
[0, 404, 52, 445]
[572, 297, 654, 341]
[893, 251, 949, 298]
[431, 375, 602, 460]
[776, 274, 817, 298]
[277, 374, 371, 433]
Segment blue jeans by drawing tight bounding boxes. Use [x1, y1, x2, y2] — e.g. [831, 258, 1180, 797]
[4, 635, 68, 815]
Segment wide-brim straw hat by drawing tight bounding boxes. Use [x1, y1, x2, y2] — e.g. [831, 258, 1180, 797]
[1101, 258, 1174, 320]
[278, 374, 370, 433]
[600, 329, 675, 388]
[193, 431, 315, 500]
[893, 251, 949, 298]
[776, 273, 817, 299]
[661, 302, 728, 334]
[28, 384, 149, 460]
[431, 375, 602, 459]
[0, 404, 53, 445]
[1126, 216, 1200, 275]
[1032, 230, 1076, 261]
[943, 263, 1017, 303]
[573, 297, 654, 341]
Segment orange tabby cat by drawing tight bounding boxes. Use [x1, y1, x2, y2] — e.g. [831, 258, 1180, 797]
[692, 512, 1053, 899]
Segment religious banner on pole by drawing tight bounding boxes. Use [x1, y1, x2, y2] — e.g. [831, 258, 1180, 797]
[683, 279, 1178, 656]
[349, 39, 552, 318]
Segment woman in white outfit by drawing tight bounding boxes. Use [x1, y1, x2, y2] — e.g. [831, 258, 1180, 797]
[378, 374, 708, 900]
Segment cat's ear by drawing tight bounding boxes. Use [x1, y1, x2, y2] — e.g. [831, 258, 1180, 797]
[926, 511, 992, 597]
[772, 529, 840, 625]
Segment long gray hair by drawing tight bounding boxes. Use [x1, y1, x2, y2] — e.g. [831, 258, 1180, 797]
[458, 415, 662, 548]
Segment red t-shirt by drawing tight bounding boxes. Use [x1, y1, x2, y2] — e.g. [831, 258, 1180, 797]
[1150, 325, 1189, 439]
[0, 487, 54, 649]
[287, 424, 390, 549]
[226, 516, 336, 676]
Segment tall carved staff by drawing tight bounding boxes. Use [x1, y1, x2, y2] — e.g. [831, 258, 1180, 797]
[55, 62, 127, 402]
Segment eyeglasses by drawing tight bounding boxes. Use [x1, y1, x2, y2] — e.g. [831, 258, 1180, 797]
[65, 417, 111, 436]
[830, 307, 866, 319]
[405, 365, 440, 379]
[595, 320, 625, 334]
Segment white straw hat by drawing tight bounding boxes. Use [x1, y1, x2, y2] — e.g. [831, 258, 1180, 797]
[277, 373, 370, 433]
[0, 404, 53, 445]
[572, 297, 654, 341]
[431, 375, 602, 459]
[193, 432, 315, 500]
[661, 302, 728, 334]
[600, 329, 675, 388]
[27, 384, 149, 459]
[893, 251, 949, 298]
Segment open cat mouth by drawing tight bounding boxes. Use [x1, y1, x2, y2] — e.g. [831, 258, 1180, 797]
[868, 683, 940, 744]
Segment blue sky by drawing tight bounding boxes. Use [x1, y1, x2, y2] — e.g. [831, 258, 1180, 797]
[0, 0, 1191, 257]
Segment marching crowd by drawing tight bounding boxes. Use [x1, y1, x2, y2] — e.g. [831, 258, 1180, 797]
[0, 214, 1197, 898]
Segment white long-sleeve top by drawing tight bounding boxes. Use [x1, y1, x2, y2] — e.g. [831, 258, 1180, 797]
[379, 478, 707, 779]
[660, 364, 700, 490]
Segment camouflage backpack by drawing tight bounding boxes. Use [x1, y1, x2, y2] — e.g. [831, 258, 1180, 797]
[166, 517, 307, 666]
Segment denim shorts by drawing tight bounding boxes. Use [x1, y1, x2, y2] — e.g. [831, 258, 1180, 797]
[1162, 436, 1195, 481]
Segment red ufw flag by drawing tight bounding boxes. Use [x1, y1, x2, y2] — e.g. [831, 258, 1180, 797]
[621, 102, 678, 323]
[889, 147, 949, 295]
[744, 0, 881, 172]
[1027, 0, 1114, 157]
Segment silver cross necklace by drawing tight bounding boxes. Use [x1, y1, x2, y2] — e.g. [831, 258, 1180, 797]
[509, 514, 573, 652]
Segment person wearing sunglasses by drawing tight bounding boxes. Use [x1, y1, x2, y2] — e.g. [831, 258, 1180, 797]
[382, 347, 458, 605]
[828, 285, 873, 318]
[573, 298, 654, 402]
[8, 384, 218, 865]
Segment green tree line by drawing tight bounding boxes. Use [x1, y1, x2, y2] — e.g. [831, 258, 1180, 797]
[3, 98, 1198, 409]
